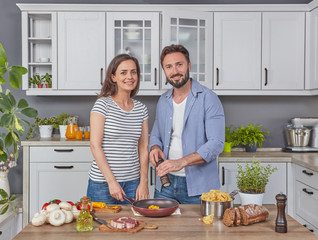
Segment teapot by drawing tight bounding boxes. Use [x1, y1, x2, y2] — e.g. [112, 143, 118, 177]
[65, 116, 79, 139]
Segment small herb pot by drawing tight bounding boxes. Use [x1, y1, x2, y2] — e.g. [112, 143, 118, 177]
[223, 142, 232, 152]
[239, 192, 264, 206]
[245, 142, 258, 152]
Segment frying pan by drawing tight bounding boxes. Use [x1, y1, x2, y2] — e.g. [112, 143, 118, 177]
[123, 195, 179, 217]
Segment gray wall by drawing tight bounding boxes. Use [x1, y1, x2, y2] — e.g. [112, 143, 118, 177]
[1, 0, 317, 194]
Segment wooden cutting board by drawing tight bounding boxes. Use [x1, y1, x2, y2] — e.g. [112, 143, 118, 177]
[93, 206, 121, 213]
[99, 221, 158, 233]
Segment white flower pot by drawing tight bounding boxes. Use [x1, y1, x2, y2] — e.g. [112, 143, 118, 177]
[59, 125, 67, 139]
[239, 192, 264, 206]
[0, 171, 10, 197]
[39, 125, 53, 138]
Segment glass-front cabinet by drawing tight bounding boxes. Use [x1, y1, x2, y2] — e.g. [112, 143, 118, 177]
[107, 12, 160, 90]
[21, 12, 57, 91]
[162, 10, 213, 89]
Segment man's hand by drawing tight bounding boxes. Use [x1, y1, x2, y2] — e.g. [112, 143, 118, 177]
[156, 159, 185, 177]
[149, 146, 165, 167]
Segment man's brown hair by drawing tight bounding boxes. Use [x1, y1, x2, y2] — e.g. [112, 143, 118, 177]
[160, 44, 190, 67]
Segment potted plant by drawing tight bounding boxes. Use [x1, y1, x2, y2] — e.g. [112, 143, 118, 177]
[29, 73, 43, 88]
[223, 125, 239, 152]
[236, 159, 277, 205]
[0, 42, 38, 214]
[34, 116, 57, 138]
[54, 113, 72, 138]
[43, 73, 52, 88]
[235, 123, 269, 152]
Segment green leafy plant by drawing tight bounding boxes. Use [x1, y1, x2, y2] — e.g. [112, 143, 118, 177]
[54, 113, 72, 129]
[236, 159, 277, 194]
[27, 116, 57, 139]
[0, 43, 38, 171]
[43, 73, 52, 88]
[225, 125, 239, 147]
[0, 189, 16, 215]
[28, 73, 42, 87]
[235, 123, 269, 147]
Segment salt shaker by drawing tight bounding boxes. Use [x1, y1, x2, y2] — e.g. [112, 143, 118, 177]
[275, 193, 287, 233]
[156, 158, 171, 187]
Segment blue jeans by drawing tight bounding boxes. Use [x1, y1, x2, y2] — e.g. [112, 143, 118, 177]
[87, 178, 139, 204]
[154, 174, 201, 204]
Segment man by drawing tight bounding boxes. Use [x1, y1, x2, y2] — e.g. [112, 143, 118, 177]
[149, 44, 225, 204]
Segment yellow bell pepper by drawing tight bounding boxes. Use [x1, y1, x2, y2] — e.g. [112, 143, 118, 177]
[92, 202, 106, 208]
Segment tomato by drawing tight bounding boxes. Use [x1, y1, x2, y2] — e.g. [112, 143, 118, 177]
[42, 202, 50, 210]
[49, 199, 61, 204]
[67, 201, 75, 206]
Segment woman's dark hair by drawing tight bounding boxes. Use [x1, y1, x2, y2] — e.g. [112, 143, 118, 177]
[99, 54, 140, 98]
[160, 44, 190, 67]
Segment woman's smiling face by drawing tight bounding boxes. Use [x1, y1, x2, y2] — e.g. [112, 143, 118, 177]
[112, 59, 138, 93]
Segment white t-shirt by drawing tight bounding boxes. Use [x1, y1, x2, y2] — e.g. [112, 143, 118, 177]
[168, 97, 187, 177]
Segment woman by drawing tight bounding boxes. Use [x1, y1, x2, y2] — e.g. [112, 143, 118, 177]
[87, 54, 149, 204]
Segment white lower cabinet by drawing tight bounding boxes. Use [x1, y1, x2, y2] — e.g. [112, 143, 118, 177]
[0, 213, 22, 239]
[29, 146, 92, 221]
[218, 162, 287, 204]
[295, 165, 318, 236]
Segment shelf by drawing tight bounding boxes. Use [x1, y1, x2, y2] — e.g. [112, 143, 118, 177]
[29, 62, 52, 65]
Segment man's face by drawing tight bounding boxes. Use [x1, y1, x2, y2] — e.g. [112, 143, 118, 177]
[162, 52, 191, 89]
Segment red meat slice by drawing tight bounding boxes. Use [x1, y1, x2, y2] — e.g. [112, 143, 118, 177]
[110, 216, 139, 229]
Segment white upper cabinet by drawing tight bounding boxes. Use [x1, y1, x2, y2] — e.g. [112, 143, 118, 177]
[58, 12, 106, 90]
[162, 10, 213, 89]
[21, 12, 57, 91]
[307, 8, 318, 90]
[213, 12, 261, 90]
[106, 12, 160, 90]
[262, 12, 305, 90]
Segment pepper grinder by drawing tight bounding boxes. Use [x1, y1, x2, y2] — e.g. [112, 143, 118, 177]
[156, 158, 171, 187]
[275, 193, 287, 233]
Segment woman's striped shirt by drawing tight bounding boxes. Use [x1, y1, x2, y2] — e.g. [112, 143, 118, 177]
[88, 96, 148, 182]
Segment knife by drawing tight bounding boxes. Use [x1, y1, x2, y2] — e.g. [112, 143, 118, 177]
[91, 212, 114, 229]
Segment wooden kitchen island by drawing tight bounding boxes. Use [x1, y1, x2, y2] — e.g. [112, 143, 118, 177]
[14, 205, 317, 240]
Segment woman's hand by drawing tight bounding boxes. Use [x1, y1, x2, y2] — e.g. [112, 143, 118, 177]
[108, 180, 126, 202]
[135, 182, 149, 200]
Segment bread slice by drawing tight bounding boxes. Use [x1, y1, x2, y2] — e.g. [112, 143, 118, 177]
[222, 207, 235, 227]
[234, 207, 241, 226]
[238, 204, 269, 226]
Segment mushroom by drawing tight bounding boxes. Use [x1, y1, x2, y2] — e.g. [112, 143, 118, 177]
[46, 203, 60, 212]
[62, 209, 74, 223]
[59, 202, 72, 211]
[31, 212, 46, 226]
[40, 209, 50, 223]
[49, 209, 66, 226]
[72, 206, 80, 219]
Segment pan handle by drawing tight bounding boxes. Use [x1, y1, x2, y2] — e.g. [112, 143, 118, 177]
[123, 195, 135, 204]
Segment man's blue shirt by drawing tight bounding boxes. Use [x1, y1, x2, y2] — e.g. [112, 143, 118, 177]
[149, 79, 225, 196]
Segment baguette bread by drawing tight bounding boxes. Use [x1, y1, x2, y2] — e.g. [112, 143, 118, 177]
[222, 204, 269, 227]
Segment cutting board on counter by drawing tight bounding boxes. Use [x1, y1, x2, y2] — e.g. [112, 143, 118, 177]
[93, 206, 121, 213]
[99, 221, 157, 232]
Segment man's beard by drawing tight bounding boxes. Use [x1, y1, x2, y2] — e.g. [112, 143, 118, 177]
[166, 70, 190, 89]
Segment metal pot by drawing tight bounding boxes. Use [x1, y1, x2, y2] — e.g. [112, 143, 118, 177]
[286, 125, 311, 147]
[200, 190, 238, 219]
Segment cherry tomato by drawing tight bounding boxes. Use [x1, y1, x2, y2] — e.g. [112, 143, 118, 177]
[42, 202, 50, 210]
[76, 202, 91, 211]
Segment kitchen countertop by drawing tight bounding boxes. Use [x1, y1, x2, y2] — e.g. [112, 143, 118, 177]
[14, 204, 317, 240]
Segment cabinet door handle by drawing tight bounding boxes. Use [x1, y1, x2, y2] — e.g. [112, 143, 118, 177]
[100, 67, 104, 86]
[154, 68, 157, 86]
[54, 149, 74, 152]
[302, 188, 314, 195]
[54, 166, 74, 169]
[302, 170, 313, 176]
[222, 166, 225, 186]
[216, 68, 219, 86]
[264, 68, 268, 86]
